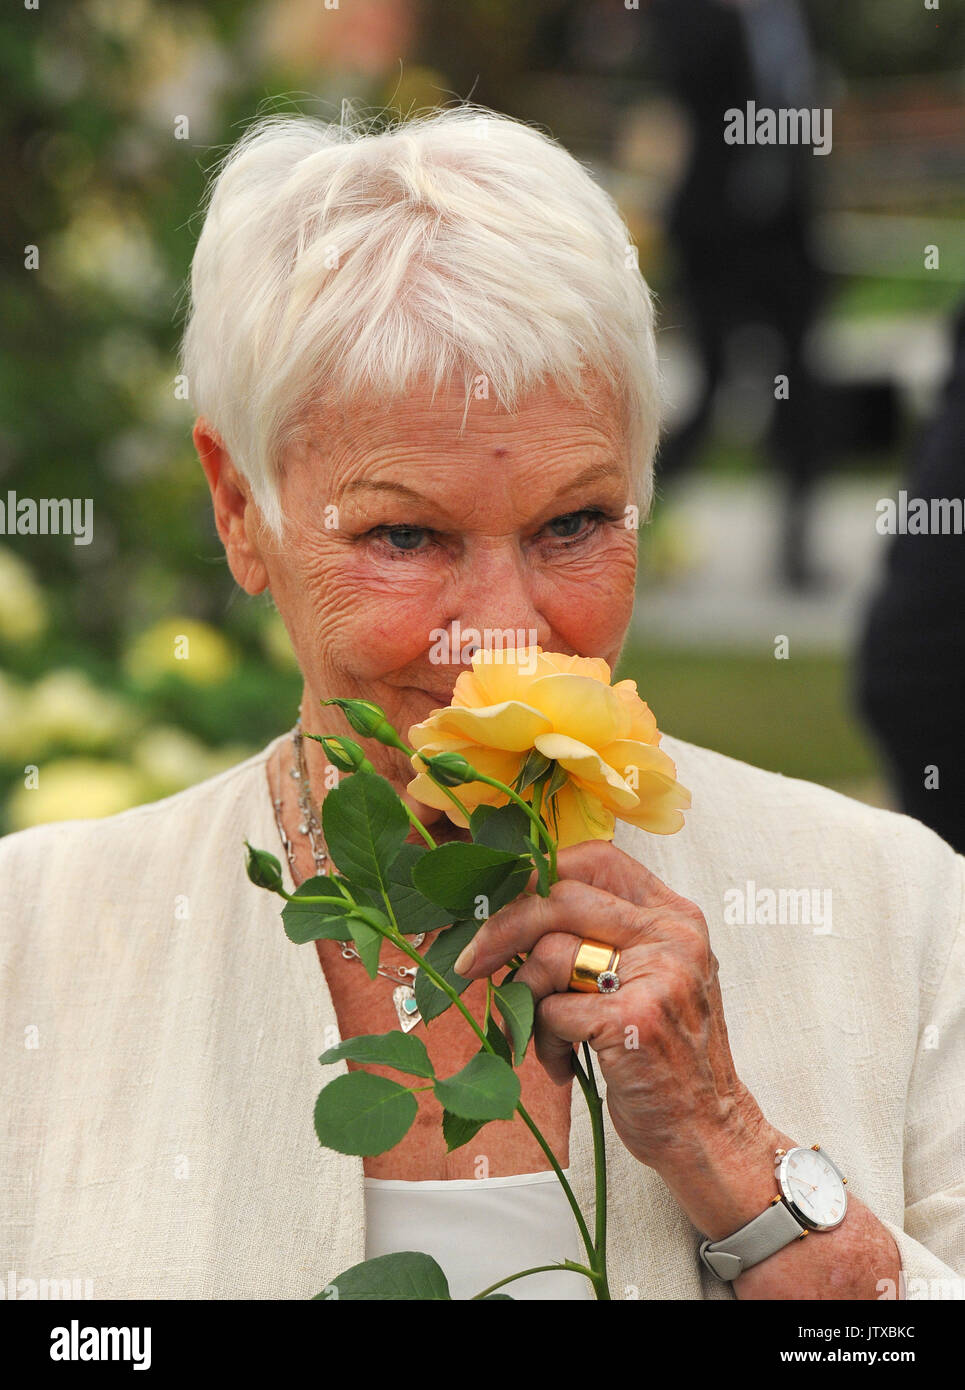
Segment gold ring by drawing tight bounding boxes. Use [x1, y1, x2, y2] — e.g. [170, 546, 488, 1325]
[568, 939, 622, 994]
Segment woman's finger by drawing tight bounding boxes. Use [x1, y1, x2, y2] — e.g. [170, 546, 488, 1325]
[456, 877, 644, 978]
[531, 992, 620, 1085]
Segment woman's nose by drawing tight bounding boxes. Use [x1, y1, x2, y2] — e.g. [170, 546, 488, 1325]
[440, 543, 552, 658]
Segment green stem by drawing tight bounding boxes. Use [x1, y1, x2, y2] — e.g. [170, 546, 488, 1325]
[513, 1104, 594, 1262]
[470, 1260, 599, 1300]
[403, 806, 437, 849]
[301, 750, 592, 1271]
[365, 922, 595, 1262]
[529, 781, 544, 860]
[483, 978, 492, 1033]
[572, 1043, 611, 1300]
[282, 892, 355, 907]
[405, 745, 558, 865]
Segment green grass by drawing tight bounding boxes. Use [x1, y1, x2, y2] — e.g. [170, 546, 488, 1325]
[614, 643, 881, 794]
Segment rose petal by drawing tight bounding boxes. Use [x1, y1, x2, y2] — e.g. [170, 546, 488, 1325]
[451, 646, 543, 708]
[534, 651, 612, 685]
[407, 720, 479, 753]
[611, 681, 661, 745]
[533, 731, 639, 811]
[546, 779, 615, 848]
[405, 742, 523, 824]
[593, 739, 679, 784]
[526, 673, 631, 747]
[427, 700, 553, 752]
[615, 772, 692, 834]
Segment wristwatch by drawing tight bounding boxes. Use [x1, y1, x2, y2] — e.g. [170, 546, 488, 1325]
[698, 1145, 848, 1281]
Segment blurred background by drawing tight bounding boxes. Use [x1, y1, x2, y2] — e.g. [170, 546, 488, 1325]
[1, 0, 964, 837]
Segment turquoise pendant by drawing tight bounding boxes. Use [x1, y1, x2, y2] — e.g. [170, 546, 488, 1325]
[393, 985, 421, 1032]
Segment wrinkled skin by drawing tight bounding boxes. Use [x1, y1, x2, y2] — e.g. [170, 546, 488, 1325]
[196, 373, 899, 1298]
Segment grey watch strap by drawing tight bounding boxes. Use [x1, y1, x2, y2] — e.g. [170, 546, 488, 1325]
[699, 1198, 806, 1280]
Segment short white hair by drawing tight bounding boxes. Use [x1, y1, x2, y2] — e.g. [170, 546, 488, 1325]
[180, 103, 664, 540]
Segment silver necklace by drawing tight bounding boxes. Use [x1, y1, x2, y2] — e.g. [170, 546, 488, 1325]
[270, 713, 426, 1032]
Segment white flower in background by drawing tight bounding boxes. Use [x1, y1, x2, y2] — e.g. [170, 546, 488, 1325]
[0, 548, 48, 644]
[132, 725, 254, 798]
[123, 616, 238, 687]
[44, 195, 168, 311]
[0, 670, 29, 760]
[6, 758, 151, 830]
[15, 668, 136, 755]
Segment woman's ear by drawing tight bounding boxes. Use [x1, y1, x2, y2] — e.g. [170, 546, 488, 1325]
[193, 418, 271, 595]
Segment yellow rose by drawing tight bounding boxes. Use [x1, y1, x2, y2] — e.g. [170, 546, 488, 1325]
[405, 647, 690, 849]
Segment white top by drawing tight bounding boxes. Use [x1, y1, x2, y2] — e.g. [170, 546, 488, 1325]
[1, 731, 963, 1298]
[364, 1169, 595, 1300]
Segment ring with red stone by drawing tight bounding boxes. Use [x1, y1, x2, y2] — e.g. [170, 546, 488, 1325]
[568, 940, 621, 994]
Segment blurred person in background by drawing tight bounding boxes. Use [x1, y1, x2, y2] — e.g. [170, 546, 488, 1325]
[648, 0, 829, 590]
[855, 300, 965, 855]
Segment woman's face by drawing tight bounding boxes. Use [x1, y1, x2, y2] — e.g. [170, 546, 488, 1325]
[199, 374, 640, 827]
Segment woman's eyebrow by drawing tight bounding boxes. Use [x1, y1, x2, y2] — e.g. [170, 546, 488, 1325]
[340, 460, 625, 509]
[341, 478, 430, 503]
[552, 460, 626, 495]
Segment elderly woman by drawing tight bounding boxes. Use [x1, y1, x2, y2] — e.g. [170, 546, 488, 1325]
[2, 107, 963, 1303]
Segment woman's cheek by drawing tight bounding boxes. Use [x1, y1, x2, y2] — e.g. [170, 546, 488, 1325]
[317, 572, 444, 681]
[541, 537, 637, 630]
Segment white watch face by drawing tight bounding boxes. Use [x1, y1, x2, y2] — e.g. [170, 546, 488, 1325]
[778, 1148, 847, 1230]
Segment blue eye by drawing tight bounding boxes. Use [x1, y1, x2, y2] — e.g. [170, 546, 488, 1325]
[382, 525, 429, 552]
[546, 509, 604, 542]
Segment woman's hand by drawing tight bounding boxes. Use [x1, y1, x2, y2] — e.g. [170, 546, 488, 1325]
[454, 839, 768, 1195]
[454, 839, 902, 1298]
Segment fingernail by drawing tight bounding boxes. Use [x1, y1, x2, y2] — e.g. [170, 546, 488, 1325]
[453, 943, 476, 976]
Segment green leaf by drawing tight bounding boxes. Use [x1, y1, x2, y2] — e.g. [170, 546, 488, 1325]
[346, 912, 386, 979]
[282, 875, 356, 944]
[530, 841, 551, 896]
[382, 843, 456, 935]
[414, 918, 478, 1023]
[493, 981, 535, 1065]
[314, 1251, 451, 1300]
[513, 747, 551, 794]
[441, 1108, 489, 1153]
[470, 793, 552, 894]
[434, 1053, 520, 1121]
[319, 1031, 435, 1079]
[487, 861, 536, 914]
[469, 803, 532, 854]
[481, 1293, 515, 1300]
[412, 841, 531, 915]
[545, 759, 568, 800]
[321, 770, 410, 896]
[314, 1072, 417, 1155]
[485, 1014, 513, 1067]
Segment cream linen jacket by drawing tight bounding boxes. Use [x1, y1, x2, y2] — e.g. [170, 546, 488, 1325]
[1, 731, 963, 1300]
